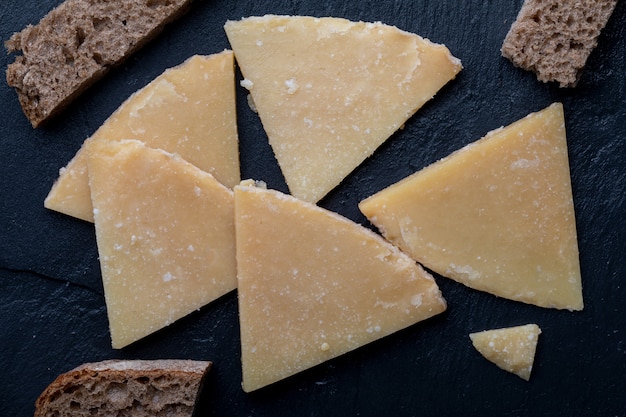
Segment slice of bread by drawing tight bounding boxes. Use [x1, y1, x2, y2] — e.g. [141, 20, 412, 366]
[34, 359, 211, 417]
[501, 0, 617, 87]
[5, 0, 193, 127]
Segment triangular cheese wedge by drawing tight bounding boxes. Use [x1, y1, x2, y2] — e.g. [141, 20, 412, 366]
[45, 51, 240, 222]
[359, 103, 583, 310]
[469, 324, 541, 381]
[225, 15, 462, 203]
[87, 139, 236, 349]
[234, 181, 446, 392]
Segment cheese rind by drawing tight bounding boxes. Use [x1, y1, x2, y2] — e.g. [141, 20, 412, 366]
[234, 182, 446, 392]
[469, 324, 541, 380]
[359, 103, 583, 310]
[45, 51, 240, 222]
[87, 139, 236, 348]
[225, 15, 462, 203]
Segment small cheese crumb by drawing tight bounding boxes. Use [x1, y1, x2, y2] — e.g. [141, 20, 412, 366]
[367, 325, 382, 333]
[410, 293, 423, 307]
[285, 78, 299, 94]
[247, 94, 258, 113]
[240, 79, 254, 90]
[510, 157, 540, 170]
[448, 263, 481, 281]
[320, 342, 330, 351]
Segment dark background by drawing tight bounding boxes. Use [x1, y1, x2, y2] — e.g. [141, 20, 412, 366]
[1, 1, 624, 416]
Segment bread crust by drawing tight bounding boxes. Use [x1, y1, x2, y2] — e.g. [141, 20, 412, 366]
[34, 359, 211, 417]
[5, 0, 193, 127]
[501, 0, 617, 87]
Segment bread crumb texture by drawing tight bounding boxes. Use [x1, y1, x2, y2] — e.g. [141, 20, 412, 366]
[34, 359, 210, 417]
[501, 0, 617, 87]
[5, 0, 192, 127]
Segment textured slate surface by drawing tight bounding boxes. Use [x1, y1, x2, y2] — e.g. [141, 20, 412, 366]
[1, 0, 625, 416]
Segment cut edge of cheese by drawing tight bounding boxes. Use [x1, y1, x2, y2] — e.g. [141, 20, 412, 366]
[234, 180, 446, 392]
[469, 324, 541, 381]
[225, 15, 462, 203]
[359, 103, 583, 310]
[87, 139, 237, 349]
[45, 50, 240, 223]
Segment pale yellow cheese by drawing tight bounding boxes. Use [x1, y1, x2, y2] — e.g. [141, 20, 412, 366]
[87, 139, 236, 349]
[469, 324, 541, 381]
[225, 15, 462, 203]
[234, 181, 446, 392]
[359, 103, 583, 310]
[45, 51, 240, 222]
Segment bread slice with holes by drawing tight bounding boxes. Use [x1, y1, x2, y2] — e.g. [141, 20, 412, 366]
[501, 0, 618, 87]
[34, 359, 211, 417]
[5, 0, 193, 127]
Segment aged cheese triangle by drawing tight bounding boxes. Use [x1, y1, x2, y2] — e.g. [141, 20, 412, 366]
[359, 103, 583, 310]
[87, 139, 236, 349]
[469, 324, 541, 381]
[225, 15, 462, 203]
[234, 181, 446, 392]
[45, 51, 240, 222]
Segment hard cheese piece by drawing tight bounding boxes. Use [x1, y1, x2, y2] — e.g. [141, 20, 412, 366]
[359, 103, 583, 310]
[225, 15, 462, 203]
[469, 324, 541, 381]
[88, 139, 236, 348]
[45, 51, 239, 222]
[234, 181, 446, 392]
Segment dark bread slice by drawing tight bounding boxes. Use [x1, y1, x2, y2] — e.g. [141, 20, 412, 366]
[5, 0, 193, 128]
[34, 359, 211, 417]
[501, 0, 617, 88]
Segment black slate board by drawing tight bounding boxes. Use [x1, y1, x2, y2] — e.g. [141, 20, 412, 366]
[1, 1, 625, 416]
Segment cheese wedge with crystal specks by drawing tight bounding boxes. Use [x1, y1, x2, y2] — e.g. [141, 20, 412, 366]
[45, 51, 240, 222]
[234, 181, 446, 392]
[470, 324, 541, 381]
[225, 15, 462, 203]
[359, 103, 583, 310]
[87, 139, 236, 349]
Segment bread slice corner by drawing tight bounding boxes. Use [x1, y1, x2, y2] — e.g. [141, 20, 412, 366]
[5, 0, 194, 127]
[501, 0, 618, 87]
[34, 359, 211, 417]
